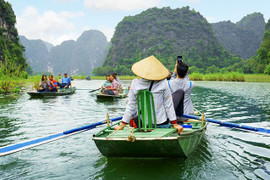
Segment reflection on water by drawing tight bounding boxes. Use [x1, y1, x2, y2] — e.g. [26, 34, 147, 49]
[0, 80, 270, 179]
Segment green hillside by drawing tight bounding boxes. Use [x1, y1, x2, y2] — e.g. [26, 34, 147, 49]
[212, 13, 265, 59]
[96, 7, 242, 75]
[245, 19, 270, 74]
[0, 0, 26, 77]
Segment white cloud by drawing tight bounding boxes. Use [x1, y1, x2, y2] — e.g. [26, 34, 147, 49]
[97, 26, 115, 41]
[83, 0, 161, 11]
[183, 0, 200, 2]
[16, 6, 85, 45]
[54, 0, 78, 3]
[205, 16, 217, 23]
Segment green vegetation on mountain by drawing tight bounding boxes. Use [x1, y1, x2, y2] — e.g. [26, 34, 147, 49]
[95, 7, 242, 75]
[0, 0, 27, 77]
[212, 13, 265, 59]
[243, 19, 270, 74]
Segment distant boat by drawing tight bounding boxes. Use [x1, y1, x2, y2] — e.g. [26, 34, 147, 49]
[27, 87, 76, 97]
[93, 119, 207, 158]
[96, 87, 128, 100]
[96, 92, 128, 100]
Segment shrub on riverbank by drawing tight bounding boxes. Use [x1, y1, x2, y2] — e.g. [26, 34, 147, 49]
[0, 75, 40, 94]
[189, 72, 245, 81]
[87, 73, 270, 82]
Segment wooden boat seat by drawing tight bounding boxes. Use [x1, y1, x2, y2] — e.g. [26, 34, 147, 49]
[108, 127, 176, 138]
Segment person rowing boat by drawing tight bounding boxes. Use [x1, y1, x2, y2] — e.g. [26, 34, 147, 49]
[114, 55, 183, 133]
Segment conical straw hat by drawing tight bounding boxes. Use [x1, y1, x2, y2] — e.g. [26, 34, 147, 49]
[131, 55, 169, 80]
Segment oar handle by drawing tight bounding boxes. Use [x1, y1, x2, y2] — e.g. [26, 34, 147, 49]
[89, 87, 102, 92]
[182, 114, 270, 134]
[63, 117, 123, 134]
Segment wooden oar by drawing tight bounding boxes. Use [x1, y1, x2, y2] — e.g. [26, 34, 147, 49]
[75, 88, 101, 91]
[182, 114, 270, 134]
[0, 116, 122, 156]
[89, 87, 102, 92]
[76, 88, 94, 90]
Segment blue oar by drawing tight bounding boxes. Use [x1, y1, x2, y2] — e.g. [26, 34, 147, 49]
[0, 116, 123, 156]
[182, 114, 270, 134]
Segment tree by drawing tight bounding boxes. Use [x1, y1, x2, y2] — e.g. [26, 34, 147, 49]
[92, 67, 104, 76]
[264, 64, 270, 75]
[206, 65, 219, 74]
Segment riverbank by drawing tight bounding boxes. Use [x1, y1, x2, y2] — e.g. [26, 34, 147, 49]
[0, 76, 40, 94]
[73, 73, 270, 82]
[1, 73, 269, 94]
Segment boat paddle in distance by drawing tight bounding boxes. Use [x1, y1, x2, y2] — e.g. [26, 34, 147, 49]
[0, 116, 123, 157]
[89, 87, 102, 93]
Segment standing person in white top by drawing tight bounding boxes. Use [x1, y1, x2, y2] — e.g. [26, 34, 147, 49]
[168, 60, 195, 115]
[114, 55, 183, 133]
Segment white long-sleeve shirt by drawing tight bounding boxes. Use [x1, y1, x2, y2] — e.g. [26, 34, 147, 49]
[122, 79, 176, 124]
[168, 73, 194, 115]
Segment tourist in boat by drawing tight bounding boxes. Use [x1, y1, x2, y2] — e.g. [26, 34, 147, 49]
[103, 75, 112, 87]
[103, 74, 119, 95]
[114, 55, 183, 133]
[101, 75, 112, 93]
[112, 72, 120, 84]
[59, 73, 72, 88]
[37, 75, 50, 92]
[168, 61, 194, 116]
[48, 75, 58, 92]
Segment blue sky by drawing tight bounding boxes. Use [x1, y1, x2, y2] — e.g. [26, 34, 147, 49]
[6, 0, 270, 45]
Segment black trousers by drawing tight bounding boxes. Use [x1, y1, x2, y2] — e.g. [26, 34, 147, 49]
[172, 89, 184, 119]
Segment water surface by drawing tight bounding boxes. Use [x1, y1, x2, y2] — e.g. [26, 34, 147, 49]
[0, 80, 270, 179]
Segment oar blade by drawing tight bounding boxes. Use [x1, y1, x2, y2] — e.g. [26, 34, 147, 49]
[0, 116, 123, 157]
[0, 133, 64, 156]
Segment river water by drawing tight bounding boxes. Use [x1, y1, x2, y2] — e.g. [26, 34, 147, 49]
[0, 80, 270, 180]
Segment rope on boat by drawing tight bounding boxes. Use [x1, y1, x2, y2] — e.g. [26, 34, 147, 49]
[127, 125, 136, 142]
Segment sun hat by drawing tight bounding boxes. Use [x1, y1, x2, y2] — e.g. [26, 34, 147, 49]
[131, 55, 169, 81]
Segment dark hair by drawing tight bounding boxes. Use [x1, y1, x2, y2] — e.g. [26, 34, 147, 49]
[106, 75, 110, 77]
[177, 62, 189, 78]
[41, 75, 47, 81]
[49, 75, 53, 78]
[110, 74, 115, 79]
[111, 73, 116, 78]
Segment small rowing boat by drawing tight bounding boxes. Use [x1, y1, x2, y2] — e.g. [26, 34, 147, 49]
[93, 118, 207, 158]
[27, 87, 76, 97]
[96, 87, 129, 100]
[96, 92, 128, 100]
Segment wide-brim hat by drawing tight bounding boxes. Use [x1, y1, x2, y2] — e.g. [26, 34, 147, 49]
[131, 55, 169, 81]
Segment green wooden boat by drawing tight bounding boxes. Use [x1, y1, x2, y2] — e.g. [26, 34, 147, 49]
[93, 89, 207, 158]
[93, 120, 207, 158]
[27, 87, 76, 97]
